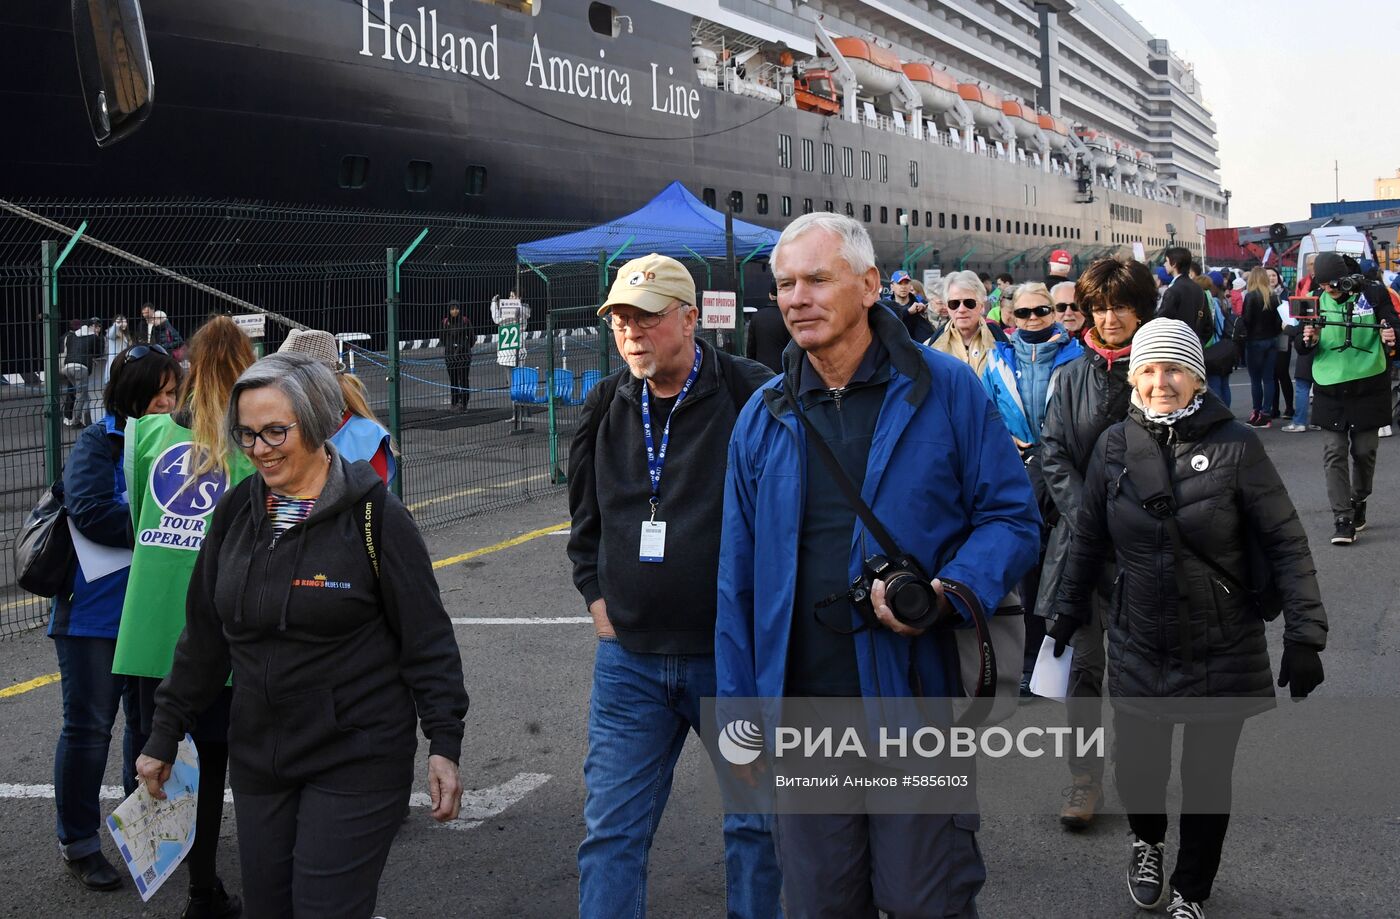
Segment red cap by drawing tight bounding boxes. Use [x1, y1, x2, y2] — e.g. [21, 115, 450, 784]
[1049, 249, 1072, 267]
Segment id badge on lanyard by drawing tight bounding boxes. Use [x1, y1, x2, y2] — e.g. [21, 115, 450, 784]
[639, 344, 702, 563]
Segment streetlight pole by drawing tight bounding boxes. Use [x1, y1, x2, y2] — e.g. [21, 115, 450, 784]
[900, 212, 910, 271]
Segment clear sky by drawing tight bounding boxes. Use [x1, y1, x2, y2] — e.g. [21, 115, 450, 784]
[1115, 0, 1400, 228]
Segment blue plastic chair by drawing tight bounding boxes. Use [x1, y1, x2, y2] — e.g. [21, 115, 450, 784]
[579, 370, 603, 404]
[552, 368, 576, 404]
[510, 367, 545, 404]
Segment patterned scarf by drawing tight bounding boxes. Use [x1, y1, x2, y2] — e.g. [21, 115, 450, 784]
[1132, 390, 1204, 426]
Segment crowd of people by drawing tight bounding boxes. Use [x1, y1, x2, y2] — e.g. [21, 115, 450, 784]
[42, 215, 1387, 918]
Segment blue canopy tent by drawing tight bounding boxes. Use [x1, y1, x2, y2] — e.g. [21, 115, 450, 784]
[516, 181, 781, 266]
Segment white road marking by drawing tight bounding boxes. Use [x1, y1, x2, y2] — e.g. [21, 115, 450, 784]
[1, 771, 553, 833]
[451, 617, 591, 625]
[412, 772, 552, 831]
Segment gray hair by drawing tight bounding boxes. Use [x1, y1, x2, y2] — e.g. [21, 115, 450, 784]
[1049, 280, 1076, 300]
[926, 277, 947, 304]
[225, 352, 346, 456]
[942, 270, 987, 306]
[772, 212, 876, 276]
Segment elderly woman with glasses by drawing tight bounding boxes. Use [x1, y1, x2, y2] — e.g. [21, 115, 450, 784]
[1050, 281, 1087, 338]
[1034, 258, 1158, 832]
[928, 269, 1007, 375]
[135, 352, 468, 919]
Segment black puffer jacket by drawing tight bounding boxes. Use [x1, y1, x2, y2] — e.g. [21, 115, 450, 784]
[1056, 394, 1327, 704]
[1033, 341, 1133, 616]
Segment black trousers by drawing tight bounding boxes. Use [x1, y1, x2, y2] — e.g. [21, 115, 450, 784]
[1113, 711, 1245, 903]
[1273, 349, 1294, 413]
[232, 781, 410, 919]
[446, 358, 471, 405]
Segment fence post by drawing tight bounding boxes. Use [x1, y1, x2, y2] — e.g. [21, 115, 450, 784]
[545, 308, 562, 484]
[596, 250, 610, 375]
[384, 247, 403, 499]
[40, 241, 61, 484]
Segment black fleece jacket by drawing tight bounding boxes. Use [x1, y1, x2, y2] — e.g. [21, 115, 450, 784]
[567, 338, 774, 654]
[146, 450, 468, 794]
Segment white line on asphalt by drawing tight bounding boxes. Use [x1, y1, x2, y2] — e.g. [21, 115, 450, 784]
[450, 617, 591, 625]
[412, 772, 552, 832]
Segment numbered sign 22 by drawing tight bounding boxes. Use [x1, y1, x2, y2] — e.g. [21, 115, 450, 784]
[496, 322, 522, 367]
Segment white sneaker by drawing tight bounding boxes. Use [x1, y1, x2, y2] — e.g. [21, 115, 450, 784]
[1380, 426, 1393, 438]
[1168, 889, 1206, 918]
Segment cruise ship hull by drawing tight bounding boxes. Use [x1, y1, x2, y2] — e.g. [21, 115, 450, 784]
[0, 0, 1206, 270]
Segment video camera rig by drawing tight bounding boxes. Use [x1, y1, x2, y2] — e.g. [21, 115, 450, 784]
[1290, 283, 1393, 354]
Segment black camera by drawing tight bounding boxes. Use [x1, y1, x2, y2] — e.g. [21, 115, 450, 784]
[849, 554, 940, 630]
[1331, 273, 1368, 295]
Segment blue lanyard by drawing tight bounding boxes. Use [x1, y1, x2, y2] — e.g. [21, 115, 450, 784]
[641, 343, 702, 516]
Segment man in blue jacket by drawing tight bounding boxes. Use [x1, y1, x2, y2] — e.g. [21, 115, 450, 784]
[717, 213, 1040, 916]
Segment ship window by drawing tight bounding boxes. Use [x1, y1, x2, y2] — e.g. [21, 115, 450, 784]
[880, 207, 889, 224]
[588, 3, 619, 37]
[405, 160, 432, 192]
[781, 195, 792, 217]
[703, 187, 717, 208]
[879, 154, 889, 183]
[863, 205, 872, 223]
[824, 200, 834, 213]
[843, 147, 854, 178]
[910, 160, 919, 188]
[465, 164, 488, 196]
[730, 191, 743, 213]
[802, 139, 814, 172]
[963, 216, 970, 231]
[339, 155, 370, 189]
[975, 217, 981, 232]
[912, 210, 919, 227]
[778, 134, 792, 169]
[1095, 230, 1100, 242]
[925, 211, 931, 227]
[995, 219, 1002, 233]
[822, 143, 835, 176]
[803, 198, 814, 215]
[950, 212, 957, 228]
[756, 194, 769, 215]
[939, 213, 946, 229]
[862, 151, 872, 181]
[845, 202, 855, 218]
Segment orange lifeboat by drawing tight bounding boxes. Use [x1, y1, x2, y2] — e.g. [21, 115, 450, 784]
[1001, 98, 1039, 140]
[957, 83, 1003, 128]
[901, 62, 958, 114]
[1038, 114, 1071, 151]
[794, 68, 841, 116]
[833, 36, 902, 96]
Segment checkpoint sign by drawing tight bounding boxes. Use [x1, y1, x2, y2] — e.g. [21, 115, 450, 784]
[496, 322, 522, 366]
[232, 313, 265, 338]
[701, 291, 737, 330]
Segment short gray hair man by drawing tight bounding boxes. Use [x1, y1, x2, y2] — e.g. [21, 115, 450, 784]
[772, 212, 877, 277]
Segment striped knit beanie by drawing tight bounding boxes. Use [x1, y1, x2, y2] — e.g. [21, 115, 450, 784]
[1127, 318, 1206, 382]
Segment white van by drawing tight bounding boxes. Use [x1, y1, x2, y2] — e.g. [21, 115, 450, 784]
[1294, 227, 1374, 294]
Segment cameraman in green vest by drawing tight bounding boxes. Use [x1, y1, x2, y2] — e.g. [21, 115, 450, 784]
[1298, 252, 1398, 546]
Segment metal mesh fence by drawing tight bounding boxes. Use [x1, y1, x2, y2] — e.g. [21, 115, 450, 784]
[0, 199, 754, 636]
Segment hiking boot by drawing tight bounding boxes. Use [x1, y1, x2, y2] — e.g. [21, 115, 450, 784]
[63, 851, 122, 891]
[1127, 838, 1167, 909]
[182, 878, 242, 919]
[1281, 423, 1307, 433]
[1060, 775, 1102, 830]
[1332, 516, 1356, 546]
[1168, 889, 1206, 918]
[1352, 499, 1368, 532]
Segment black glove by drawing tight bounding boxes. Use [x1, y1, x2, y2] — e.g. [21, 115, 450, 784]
[1048, 617, 1080, 658]
[1277, 642, 1324, 699]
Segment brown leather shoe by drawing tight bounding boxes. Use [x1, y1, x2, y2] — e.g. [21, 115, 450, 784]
[1060, 775, 1102, 830]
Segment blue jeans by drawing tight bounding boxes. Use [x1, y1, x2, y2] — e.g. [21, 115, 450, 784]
[52, 635, 136, 859]
[1293, 379, 1312, 426]
[1207, 374, 1231, 407]
[579, 638, 781, 919]
[1245, 339, 1276, 414]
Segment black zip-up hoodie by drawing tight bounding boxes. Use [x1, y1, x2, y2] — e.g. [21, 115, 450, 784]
[146, 448, 468, 794]
[567, 338, 774, 654]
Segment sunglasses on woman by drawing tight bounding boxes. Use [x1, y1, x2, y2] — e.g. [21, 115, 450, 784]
[948, 299, 981, 311]
[1013, 305, 1054, 319]
[1053, 302, 1081, 314]
[126, 344, 169, 361]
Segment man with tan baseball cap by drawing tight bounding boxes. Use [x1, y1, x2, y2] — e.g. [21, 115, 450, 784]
[596, 252, 697, 315]
[570, 251, 780, 917]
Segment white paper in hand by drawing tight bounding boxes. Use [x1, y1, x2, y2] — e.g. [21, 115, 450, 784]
[105, 735, 200, 902]
[1029, 636, 1073, 700]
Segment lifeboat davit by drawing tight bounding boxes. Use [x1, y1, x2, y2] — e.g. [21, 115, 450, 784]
[833, 37, 901, 97]
[794, 68, 841, 117]
[1115, 142, 1139, 177]
[1001, 98, 1039, 141]
[958, 83, 1004, 128]
[901, 62, 958, 114]
[1138, 151, 1158, 181]
[1076, 128, 1117, 173]
[1038, 114, 1071, 152]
